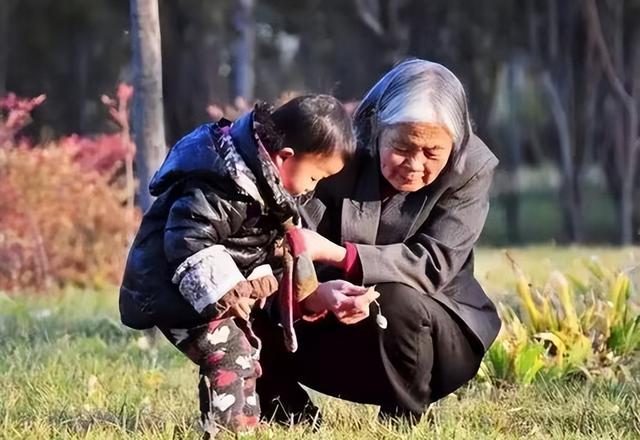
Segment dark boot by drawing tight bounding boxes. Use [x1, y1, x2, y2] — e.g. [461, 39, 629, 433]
[259, 382, 322, 430]
[378, 404, 423, 427]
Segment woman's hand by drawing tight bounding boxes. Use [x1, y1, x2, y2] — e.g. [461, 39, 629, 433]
[302, 280, 380, 324]
[299, 229, 347, 267]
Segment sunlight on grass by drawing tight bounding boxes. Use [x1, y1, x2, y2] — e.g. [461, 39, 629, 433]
[1, 247, 639, 439]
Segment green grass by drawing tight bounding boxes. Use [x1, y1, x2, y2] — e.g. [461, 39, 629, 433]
[475, 246, 640, 304]
[1, 247, 640, 439]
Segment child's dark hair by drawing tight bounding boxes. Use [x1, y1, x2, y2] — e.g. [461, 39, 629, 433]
[253, 95, 356, 160]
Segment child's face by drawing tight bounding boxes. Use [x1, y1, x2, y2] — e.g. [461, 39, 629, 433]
[274, 150, 345, 196]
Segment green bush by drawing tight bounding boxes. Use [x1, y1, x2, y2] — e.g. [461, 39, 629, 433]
[481, 255, 639, 385]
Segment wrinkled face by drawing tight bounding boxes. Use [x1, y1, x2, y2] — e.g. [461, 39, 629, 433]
[378, 123, 454, 192]
[275, 150, 345, 196]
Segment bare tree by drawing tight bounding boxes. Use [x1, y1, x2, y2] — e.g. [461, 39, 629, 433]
[539, 0, 583, 242]
[582, 0, 639, 244]
[541, 71, 582, 242]
[230, 0, 256, 103]
[130, 0, 167, 212]
[488, 59, 527, 244]
[0, 0, 14, 96]
[353, 0, 411, 67]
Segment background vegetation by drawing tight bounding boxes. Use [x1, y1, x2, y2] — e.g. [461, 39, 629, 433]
[2, 248, 639, 439]
[1, 0, 639, 244]
[1, 1, 640, 438]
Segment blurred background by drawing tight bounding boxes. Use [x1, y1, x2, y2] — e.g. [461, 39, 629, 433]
[1, 4, 640, 436]
[1, 0, 639, 291]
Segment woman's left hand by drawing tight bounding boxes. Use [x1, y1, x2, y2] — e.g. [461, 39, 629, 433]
[299, 228, 347, 267]
[302, 280, 379, 324]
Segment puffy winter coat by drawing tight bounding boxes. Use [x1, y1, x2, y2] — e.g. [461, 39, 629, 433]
[119, 111, 297, 330]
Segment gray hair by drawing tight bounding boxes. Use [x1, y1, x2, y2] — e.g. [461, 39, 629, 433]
[354, 59, 472, 173]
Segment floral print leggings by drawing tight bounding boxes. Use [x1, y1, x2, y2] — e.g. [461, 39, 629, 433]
[159, 317, 262, 437]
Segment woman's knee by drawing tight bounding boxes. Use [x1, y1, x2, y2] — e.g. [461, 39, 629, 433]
[374, 283, 482, 403]
[375, 283, 432, 330]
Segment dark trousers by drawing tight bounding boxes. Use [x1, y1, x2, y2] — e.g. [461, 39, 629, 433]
[254, 282, 485, 419]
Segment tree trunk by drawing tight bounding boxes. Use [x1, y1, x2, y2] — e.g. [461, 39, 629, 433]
[72, 34, 90, 133]
[582, 0, 639, 244]
[542, 1, 582, 242]
[620, 175, 634, 244]
[621, 104, 639, 244]
[578, 33, 601, 175]
[504, 111, 523, 244]
[230, 0, 256, 103]
[541, 71, 582, 242]
[130, 0, 167, 213]
[0, 0, 12, 96]
[632, 32, 640, 242]
[353, 0, 410, 68]
[489, 62, 523, 244]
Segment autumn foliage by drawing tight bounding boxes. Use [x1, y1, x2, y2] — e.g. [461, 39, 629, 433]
[0, 87, 139, 292]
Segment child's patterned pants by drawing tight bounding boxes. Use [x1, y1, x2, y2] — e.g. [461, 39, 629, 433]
[159, 317, 262, 437]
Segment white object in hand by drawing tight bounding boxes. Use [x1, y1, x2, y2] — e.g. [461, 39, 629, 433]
[376, 313, 388, 329]
[373, 298, 388, 329]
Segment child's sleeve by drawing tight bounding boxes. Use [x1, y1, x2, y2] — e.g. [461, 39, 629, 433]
[164, 187, 247, 265]
[164, 186, 250, 318]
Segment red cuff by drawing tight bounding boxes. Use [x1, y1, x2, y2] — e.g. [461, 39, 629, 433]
[285, 227, 306, 256]
[343, 242, 363, 284]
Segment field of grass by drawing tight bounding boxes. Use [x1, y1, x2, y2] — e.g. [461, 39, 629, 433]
[1, 247, 639, 439]
[475, 246, 640, 303]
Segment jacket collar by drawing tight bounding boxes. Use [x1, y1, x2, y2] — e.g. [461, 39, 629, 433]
[339, 151, 380, 245]
[229, 111, 298, 223]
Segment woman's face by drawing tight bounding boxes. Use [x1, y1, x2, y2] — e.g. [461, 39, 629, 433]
[378, 123, 454, 192]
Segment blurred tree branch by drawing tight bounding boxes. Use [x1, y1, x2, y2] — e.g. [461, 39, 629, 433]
[581, 0, 639, 244]
[354, 0, 384, 36]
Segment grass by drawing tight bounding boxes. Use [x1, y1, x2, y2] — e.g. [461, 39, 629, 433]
[1, 247, 640, 439]
[475, 246, 640, 304]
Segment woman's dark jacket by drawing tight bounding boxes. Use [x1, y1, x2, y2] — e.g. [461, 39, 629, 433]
[301, 135, 501, 351]
[119, 112, 295, 330]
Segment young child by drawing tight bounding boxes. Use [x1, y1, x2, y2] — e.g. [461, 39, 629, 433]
[119, 95, 356, 437]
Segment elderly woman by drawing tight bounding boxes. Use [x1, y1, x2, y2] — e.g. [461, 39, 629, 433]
[255, 59, 501, 424]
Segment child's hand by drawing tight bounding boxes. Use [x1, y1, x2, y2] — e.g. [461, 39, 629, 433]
[247, 275, 279, 300]
[247, 274, 278, 309]
[223, 296, 258, 321]
[216, 275, 279, 319]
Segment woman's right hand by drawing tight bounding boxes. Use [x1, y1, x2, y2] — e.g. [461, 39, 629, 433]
[302, 280, 380, 324]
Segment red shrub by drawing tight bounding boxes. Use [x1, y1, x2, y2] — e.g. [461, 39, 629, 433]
[0, 88, 139, 292]
[61, 134, 131, 178]
[0, 93, 46, 145]
[0, 143, 140, 291]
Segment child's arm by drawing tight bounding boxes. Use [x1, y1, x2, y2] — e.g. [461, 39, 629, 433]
[164, 185, 277, 319]
[164, 186, 247, 265]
